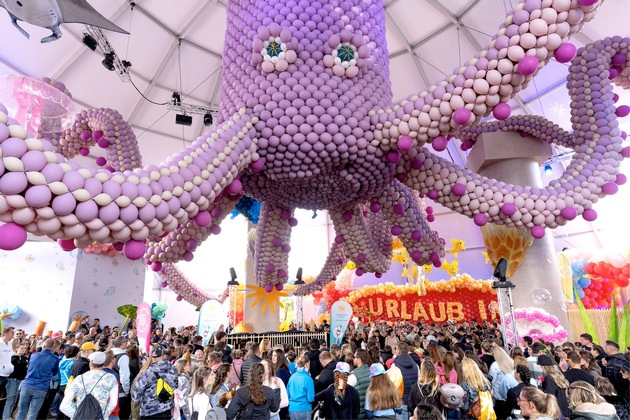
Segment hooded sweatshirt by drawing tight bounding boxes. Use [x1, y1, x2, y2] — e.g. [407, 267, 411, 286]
[131, 360, 178, 417]
[59, 357, 76, 386]
[393, 353, 419, 405]
[569, 401, 620, 420]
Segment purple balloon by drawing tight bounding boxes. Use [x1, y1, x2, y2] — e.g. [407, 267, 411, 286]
[582, 209, 598, 222]
[493, 103, 512, 120]
[501, 203, 517, 216]
[518, 56, 538, 76]
[554, 43, 577, 63]
[123, 240, 146, 260]
[531, 226, 545, 239]
[0, 223, 27, 250]
[560, 207, 577, 220]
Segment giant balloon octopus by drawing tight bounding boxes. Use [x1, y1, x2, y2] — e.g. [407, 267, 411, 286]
[0, 0, 629, 307]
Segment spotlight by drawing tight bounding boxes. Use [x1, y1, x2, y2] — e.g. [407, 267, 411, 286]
[82, 34, 98, 51]
[102, 53, 115, 71]
[121, 60, 132, 68]
[544, 164, 552, 174]
[171, 92, 181, 106]
[294, 268, 305, 285]
[203, 113, 213, 126]
[493, 258, 508, 282]
[175, 114, 192, 126]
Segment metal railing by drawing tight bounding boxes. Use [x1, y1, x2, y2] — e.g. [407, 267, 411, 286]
[225, 331, 328, 349]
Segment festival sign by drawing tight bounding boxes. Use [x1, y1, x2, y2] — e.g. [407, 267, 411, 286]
[198, 300, 226, 345]
[344, 275, 499, 324]
[136, 302, 152, 354]
[330, 300, 353, 346]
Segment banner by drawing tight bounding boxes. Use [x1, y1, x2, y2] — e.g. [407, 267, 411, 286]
[344, 276, 499, 324]
[330, 300, 353, 346]
[198, 300, 226, 345]
[136, 302, 152, 354]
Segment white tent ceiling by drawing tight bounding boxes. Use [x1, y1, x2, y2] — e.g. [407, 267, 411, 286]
[0, 0, 629, 265]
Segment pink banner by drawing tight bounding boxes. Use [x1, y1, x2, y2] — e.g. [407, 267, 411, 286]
[136, 302, 152, 354]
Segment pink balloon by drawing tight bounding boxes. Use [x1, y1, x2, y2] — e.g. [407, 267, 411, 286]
[554, 43, 577, 63]
[398, 135, 413, 153]
[531, 226, 545, 239]
[264, 283, 274, 292]
[0, 223, 27, 251]
[518, 56, 538, 76]
[123, 240, 146, 260]
[57, 239, 76, 252]
[193, 211, 212, 227]
[432, 136, 448, 152]
[453, 108, 471, 125]
[493, 103, 512, 120]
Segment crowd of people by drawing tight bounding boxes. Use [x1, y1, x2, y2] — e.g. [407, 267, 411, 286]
[0, 316, 628, 419]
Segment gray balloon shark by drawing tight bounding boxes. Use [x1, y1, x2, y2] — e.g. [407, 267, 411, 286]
[0, 0, 128, 43]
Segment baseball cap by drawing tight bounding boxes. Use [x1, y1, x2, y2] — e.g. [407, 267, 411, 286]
[334, 362, 350, 374]
[369, 363, 386, 377]
[441, 384, 465, 408]
[536, 354, 555, 366]
[98, 338, 109, 349]
[81, 342, 97, 351]
[426, 335, 436, 342]
[88, 351, 106, 365]
[150, 345, 166, 357]
[51, 332, 62, 339]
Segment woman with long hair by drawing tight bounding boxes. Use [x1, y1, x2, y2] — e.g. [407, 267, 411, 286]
[365, 363, 403, 418]
[209, 364, 233, 408]
[489, 347, 518, 419]
[226, 362, 280, 419]
[272, 349, 290, 386]
[579, 350, 602, 378]
[460, 358, 493, 419]
[537, 355, 570, 418]
[314, 362, 360, 419]
[568, 381, 620, 420]
[230, 348, 244, 387]
[188, 366, 214, 419]
[174, 358, 192, 420]
[518, 387, 561, 420]
[409, 359, 442, 412]
[259, 339, 272, 359]
[261, 360, 289, 420]
[594, 377, 629, 420]
[126, 344, 141, 385]
[287, 355, 315, 419]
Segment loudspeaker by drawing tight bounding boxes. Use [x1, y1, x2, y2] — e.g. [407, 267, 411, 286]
[175, 114, 192, 126]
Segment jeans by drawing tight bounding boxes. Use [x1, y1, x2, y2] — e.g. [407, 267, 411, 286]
[15, 386, 47, 420]
[270, 414, 280, 420]
[290, 411, 312, 420]
[396, 404, 408, 420]
[2, 378, 21, 420]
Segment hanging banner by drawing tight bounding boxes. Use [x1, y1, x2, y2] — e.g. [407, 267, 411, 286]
[330, 300, 353, 346]
[136, 302, 152, 354]
[198, 300, 225, 345]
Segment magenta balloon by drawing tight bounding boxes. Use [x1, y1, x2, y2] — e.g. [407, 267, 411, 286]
[397, 135, 413, 153]
[226, 179, 243, 195]
[451, 183, 466, 196]
[386, 151, 400, 164]
[501, 203, 517, 216]
[355, 268, 365, 276]
[493, 103, 512, 120]
[193, 210, 212, 227]
[411, 250, 421, 261]
[432, 136, 448, 152]
[264, 283, 274, 293]
[582, 208, 598, 222]
[57, 239, 76, 252]
[615, 174, 627, 185]
[123, 240, 146, 260]
[560, 207, 577, 220]
[0, 223, 27, 250]
[186, 239, 198, 250]
[554, 43, 577, 63]
[411, 230, 422, 241]
[176, 295, 183, 301]
[112, 242, 124, 251]
[275, 282, 284, 290]
[370, 202, 381, 213]
[453, 108, 471, 125]
[518, 56, 538, 76]
[182, 251, 194, 262]
[80, 131, 92, 141]
[615, 105, 630, 118]
[95, 157, 107, 166]
[601, 182, 618, 195]
[531, 226, 545, 239]
[473, 213, 488, 226]
[391, 225, 401, 235]
[151, 262, 163, 272]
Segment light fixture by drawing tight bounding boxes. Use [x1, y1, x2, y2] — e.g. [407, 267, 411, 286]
[294, 267, 304, 285]
[203, 113, 213, 126]
[171, 92, 181, 106]
[544, 164, 552, 174]
[102, 53, 116, 71]
[121, 60, 132, 69]
[175, 114, 192, 126]
[82, 34, 98, 51]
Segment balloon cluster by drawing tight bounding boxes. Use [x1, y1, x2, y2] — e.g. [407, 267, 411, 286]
[504, 308, 569, 345]
[158, 263, 230, 308]
[151, 302, 168, 319]
[312, 276, 353, 314]
[83, 242, 119, 257]
[231, 196, 261, 224]
[578, 261, 626, 308]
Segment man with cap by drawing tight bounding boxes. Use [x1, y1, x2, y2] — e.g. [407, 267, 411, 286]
[131, 346, 178, 419]
[15, 338, 59, 420]
[70, 342, 97, 380]
[60, 351, 118, 419]
[313, 362, 360, 419]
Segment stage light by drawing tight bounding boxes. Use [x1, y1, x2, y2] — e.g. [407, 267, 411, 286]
[203, 113, 213, 126]
[82, 34, 98, 51]
[544, 164, 552, 174]
[171, 92, 181, 106]
[121, 60, 132, 68]
[175, 114, 192, 126]
[102, 53, 115, 71]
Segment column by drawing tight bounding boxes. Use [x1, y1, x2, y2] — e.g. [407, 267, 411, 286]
[468, 131, 569, 327]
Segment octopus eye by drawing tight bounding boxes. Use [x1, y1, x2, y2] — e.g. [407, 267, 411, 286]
[325, 41, 360, 78]
[259, 36, 296, 73]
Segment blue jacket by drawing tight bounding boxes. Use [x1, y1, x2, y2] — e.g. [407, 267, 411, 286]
[23, 349, 59, 391]
[287, 368, 315, 412]
[59, 357, 76, 386]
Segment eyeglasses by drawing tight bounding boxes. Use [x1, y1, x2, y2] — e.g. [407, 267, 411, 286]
[517, 398, 527, 404]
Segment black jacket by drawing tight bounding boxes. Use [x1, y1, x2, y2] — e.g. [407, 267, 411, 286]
[542, 375, 570, 418]
[225, 385, 280, 420]
[315, 360, 336, 394]
[315, 384, 360, 420]
[240, 354, 262, 386]
[305, 349, 322, 379]
[394, 354, 419, 405]
[69, 356, 90, 379]
[604, 353, 629, 398]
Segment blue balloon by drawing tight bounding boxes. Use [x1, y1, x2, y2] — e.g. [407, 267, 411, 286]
[571, 260, 588, 277]
[578, 276, 591, 288]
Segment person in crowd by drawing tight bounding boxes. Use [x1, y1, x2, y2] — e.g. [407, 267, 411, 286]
[580, 351, 603, 379]
[3, 342, 29, 420]
[241, 341, 263, 386]
[365, 363, 403, 419]
[409, 359, 442, 413]
[479, 341, 495, 372]
[348, 349, 371, 419]
[305, 339, 323, 379]
[70, 342, 97, 380]
[538, 354, 571, 418]
[594, 377, 629, 420]
[102, 350, 122, 420]
[591, 345, 607, 371]
[460, 357, 492, 419]
[131, 345, 178, 419]
[411, 403, 445, 420]
[315, 351, 336, 393]
[261, 359, 289, 420]
[564, 351, 596, 385]
[230, 348, 243, 388]
[439, 351, 458, 385]
[259, 339, 272, 359]
[51, 345, 79, 420]
[568, 381, 619, 420]
[272, 348, 291, 386]
[489, 346, 518, 419]
[385, 329, 399, 350]
[522, 336, 533, 358]
[603, 340, 629, 399]
[314, 362, 360, 419]
[209, 363, 232, 408]
[580, 334, 594, 352]
[226, 362, 280, 419]
[188, 366, 214, 419]
[393, 341, 420, 418]
[0, 326, 15, 411]
[287, 355, 315, 420]
[111, 336, 132, 419]
[173, 358, 192, 420]
[506, 364, 534, 416]
[16, 338, 59, 420]
[518, 386, 561, 420]
[207, 351, 223, 374]
[527, 341, 546, 380]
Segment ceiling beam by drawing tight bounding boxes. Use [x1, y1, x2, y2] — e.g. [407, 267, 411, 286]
[426, 0, 483, 51]
[384, 10, 430, 86]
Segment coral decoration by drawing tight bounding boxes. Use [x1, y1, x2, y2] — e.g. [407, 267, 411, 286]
[481, 225, 533, 278]
[505, 308, 569, 345]
[84, 242, 119, 257]
[0, 2, 628, 307]
[344, 275, 497, 323]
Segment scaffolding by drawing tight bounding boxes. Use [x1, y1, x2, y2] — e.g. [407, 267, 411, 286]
[492, 280, 519, 351]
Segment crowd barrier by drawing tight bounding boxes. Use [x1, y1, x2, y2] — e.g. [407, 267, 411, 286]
[226, 331, 328, 349]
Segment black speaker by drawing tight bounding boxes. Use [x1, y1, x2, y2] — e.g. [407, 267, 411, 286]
[175, 114, 192, 126]
[494, 258, 508, 282]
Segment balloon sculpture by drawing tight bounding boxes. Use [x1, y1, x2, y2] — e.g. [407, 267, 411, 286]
[0, 0, 628, 306]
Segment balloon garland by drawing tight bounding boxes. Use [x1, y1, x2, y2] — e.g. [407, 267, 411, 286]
[504, 308, 569, 344]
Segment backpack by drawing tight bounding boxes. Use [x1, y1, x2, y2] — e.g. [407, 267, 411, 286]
[75, 374, 105, 420]
[156, 373, 174, 403]
[469, 390, 496, 420]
